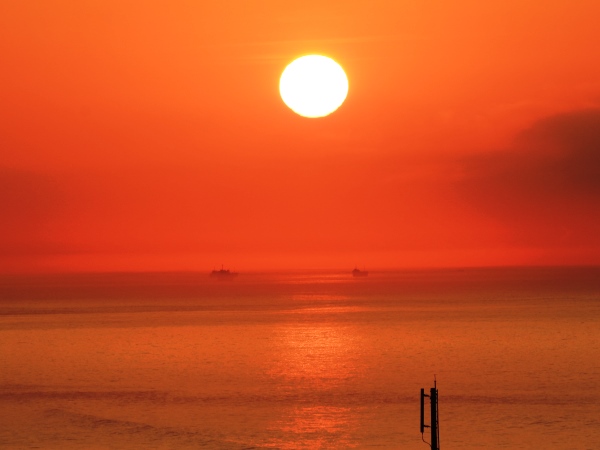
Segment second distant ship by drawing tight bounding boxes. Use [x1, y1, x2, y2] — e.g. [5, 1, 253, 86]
[352, 267, 368, 277]
[210, 266, 239, 278]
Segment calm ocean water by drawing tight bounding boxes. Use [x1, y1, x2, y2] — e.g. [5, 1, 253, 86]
[0, 267, 599, 449]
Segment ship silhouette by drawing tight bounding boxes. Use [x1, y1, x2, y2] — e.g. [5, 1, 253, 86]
[210, 265, 238, 278]
[352, 267, 368, 277]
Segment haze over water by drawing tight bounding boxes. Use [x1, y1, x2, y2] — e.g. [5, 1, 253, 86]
[1, 267, 599, 449]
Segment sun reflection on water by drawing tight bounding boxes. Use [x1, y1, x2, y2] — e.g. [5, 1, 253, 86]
[266, 405, 359, 449]
[263, 319, 366, 447]
[267, 323, 364, 383]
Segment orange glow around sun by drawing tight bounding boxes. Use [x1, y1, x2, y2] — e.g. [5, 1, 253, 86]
[0, 1, 599, 272]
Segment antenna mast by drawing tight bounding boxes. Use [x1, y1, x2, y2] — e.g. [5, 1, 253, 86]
[420, 376, 440, 450]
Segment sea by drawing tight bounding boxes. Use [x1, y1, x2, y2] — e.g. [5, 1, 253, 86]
[0, 267, 598, 449]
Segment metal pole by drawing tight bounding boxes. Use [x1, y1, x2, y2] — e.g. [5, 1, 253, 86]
[430, 387, 439, 450]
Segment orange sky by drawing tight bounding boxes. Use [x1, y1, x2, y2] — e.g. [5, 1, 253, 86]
[1, 1, 599, 272]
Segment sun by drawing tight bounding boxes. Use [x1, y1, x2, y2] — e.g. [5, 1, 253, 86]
[279, 55, 348, 118]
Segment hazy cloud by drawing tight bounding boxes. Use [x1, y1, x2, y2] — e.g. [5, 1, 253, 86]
[457, 108, 600, 245]
[516, 108, 600, 195]
[460, 108, 600, 205]
[0, 167, 65, 255]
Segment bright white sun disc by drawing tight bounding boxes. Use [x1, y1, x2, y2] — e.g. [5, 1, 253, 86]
[279, 55, 348, 118]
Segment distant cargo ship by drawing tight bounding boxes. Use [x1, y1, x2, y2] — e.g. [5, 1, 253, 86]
[352, 268, 368, 277]
[210, 266, 238, 278]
